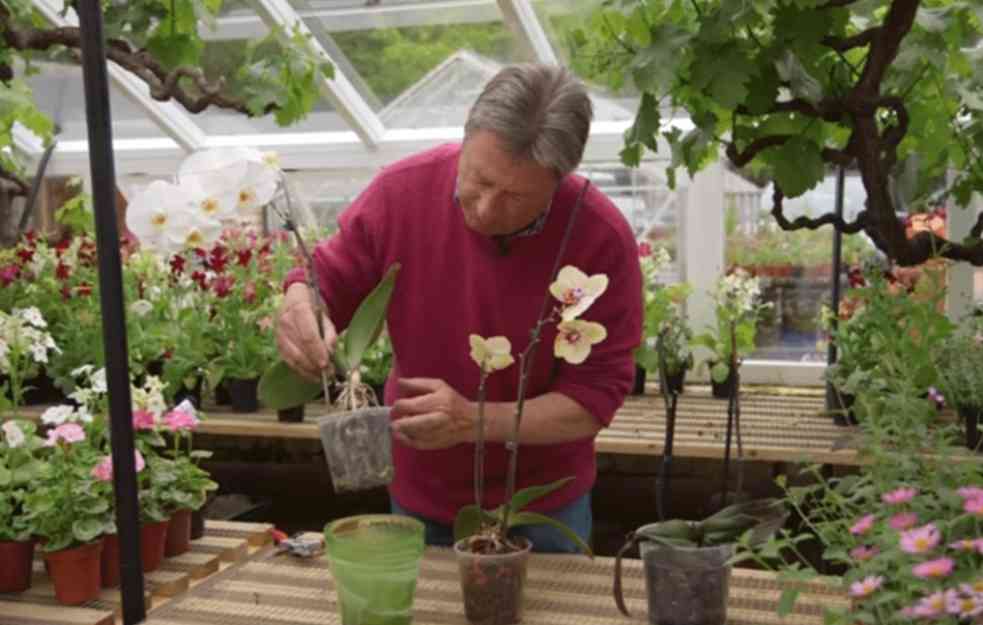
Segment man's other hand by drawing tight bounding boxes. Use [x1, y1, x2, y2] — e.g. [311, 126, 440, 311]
[391, 378, 474, 450]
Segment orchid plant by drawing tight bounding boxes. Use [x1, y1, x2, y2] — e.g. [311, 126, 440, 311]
[0, 307, 60, 416]
[454, 265, 607, 555]
[694, 268, 769, 384]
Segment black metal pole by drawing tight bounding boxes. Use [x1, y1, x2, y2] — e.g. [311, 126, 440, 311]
[76, 3, 146, 623]
[825, 167, 846, 412]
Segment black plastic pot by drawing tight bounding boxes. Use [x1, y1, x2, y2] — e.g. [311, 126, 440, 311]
[278, 405, 305, 423]
[225, 377, 260, 413]
[214, 380, 231, 406]
[173, 377, 203, 409]
[958, 404, 982, 452]
[632, 365, 647, 395]
[709, 367, 736, 400]
[660, 370, 686, 396]
[22, 371, 64, 405]
[830, 389, 858, 426]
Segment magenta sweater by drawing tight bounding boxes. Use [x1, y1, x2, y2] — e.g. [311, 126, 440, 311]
[286, 144, 642, 523]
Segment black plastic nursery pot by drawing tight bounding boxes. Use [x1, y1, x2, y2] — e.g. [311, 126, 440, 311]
[225, 377, 260, 413]
[632, 365, 647, 395]
[173, 378, 204, 409]
[709, 368, 736, 400]
[958, 404, 982, 452]
[660, 370, 686, 396]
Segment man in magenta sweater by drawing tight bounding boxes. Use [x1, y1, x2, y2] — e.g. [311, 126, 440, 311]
[277, 64, 642, 553]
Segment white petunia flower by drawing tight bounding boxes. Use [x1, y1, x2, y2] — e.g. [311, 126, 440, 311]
[41, 404, 76, 426]
[129, 300, 154, 318]
[549, 266, 609, 321]
[554, 319, 607, 365]
[17, 307, 46, 329]
[2, 421, 25, 448]
[469, 335, 515, 372]
[91, 368, 107, 394]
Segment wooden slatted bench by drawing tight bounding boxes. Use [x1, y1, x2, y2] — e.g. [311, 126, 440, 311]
[141, 532, 842, 625]
[0, 520, 272, 625]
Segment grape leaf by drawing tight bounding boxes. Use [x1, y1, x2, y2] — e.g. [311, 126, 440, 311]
[770, 137, 826, 198]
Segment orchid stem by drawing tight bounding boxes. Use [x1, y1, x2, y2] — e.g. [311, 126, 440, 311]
[475, 369, 488, 512]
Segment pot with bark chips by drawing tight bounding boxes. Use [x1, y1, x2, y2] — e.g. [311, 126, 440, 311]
[318, 407, 394, 493]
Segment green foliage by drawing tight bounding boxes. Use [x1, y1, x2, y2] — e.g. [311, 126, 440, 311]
[934, 315, 983, 409]
[258, 359, 322, 410]
[0, 420, 45, 542]
[453, 476, 593, 556]
[334, 264, 400, 377]
[636, 498, 787, 548]
[573, 0, 983, 218]
[54, 182, 95, 237]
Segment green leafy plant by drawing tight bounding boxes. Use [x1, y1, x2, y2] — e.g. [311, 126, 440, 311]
[694, 269, 769, 383]
[158, 401, 218, 513]
[0, 420, 46, 542]
[635, 243, 693, 376]
[259, 263, 401, 411]
[573, 0, 983, 266]
[632, 498, 788, 549]
[453, 265, 610, 556]
[934, 316, 983, 411]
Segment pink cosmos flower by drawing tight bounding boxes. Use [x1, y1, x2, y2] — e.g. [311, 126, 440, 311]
[163, 403, 199, 432]
[912, 557, 954, 579]
[849, 545, 879, 561]
[881, 487, 917, 505]
[132, 409, 157, 431]
[900, 523, 940, 554]
[849, 576, 883, 599]
[964, 496, 983, 517]
[849, 514, 876, 536]
[947, 590, 983, 619]
[91, 451, 145, 481]
[912, 591, 947, 618]
[957, 486, 983, 500]
[889, 512, 919, 531]
[949, 539, 978, 552]
[44, 423, 86, 447]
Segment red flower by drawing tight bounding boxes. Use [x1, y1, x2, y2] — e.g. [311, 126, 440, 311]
[847, 267, 866, 288]
[0, 265, 19, 286]
[76, 283, 93, 297]
[55, 262, 71, 280]
[193, 247, 207, 259]
[236, 249, 252, 267]
[191, 271, 208, 290]
[243, 281, 257, 304]
[638, 242, 652, 257]
[208, 245, 228, 273]
[15, 247, 34, 264]
[170, 254, 186, 275]
[212, 275, 235, 298]
[24, 230, 36, 245]
[54, 237, 71, 256]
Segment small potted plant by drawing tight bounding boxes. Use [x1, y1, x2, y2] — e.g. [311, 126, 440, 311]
[0, 419, 45, 593]
[452, 263, 603, 625]
[159, 400, 218, 556]
[0, 307, 60, 416]
[655, 310, 694, 396]
[634, 243, 692, 395]
[21, 415, 112, 605]
[613, 498, 787, 625]
[934, 318, 983, 451]
[694, 269, 768, 399]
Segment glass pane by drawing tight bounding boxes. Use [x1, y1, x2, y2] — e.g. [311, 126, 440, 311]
[724, 172, 877, 362]
[21, 61, 169, 142]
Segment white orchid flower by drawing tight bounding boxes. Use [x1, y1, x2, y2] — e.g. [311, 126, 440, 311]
[179, 147, 280, 218]
[126, 180, 199, 254]
[549, 266, 609, 321]
[554, 320, 607, 365]
[469, 335, 515, 372]
[2, 421, 25, 448]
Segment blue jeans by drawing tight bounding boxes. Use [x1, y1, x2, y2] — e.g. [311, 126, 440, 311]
[389, 492, 592, 554]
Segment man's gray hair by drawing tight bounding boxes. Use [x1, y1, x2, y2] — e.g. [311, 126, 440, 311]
[465, 64, 593, 177]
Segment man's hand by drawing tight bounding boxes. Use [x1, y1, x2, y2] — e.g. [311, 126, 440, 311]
[276, 283, 338, 381]
[390, 378, 475, 450]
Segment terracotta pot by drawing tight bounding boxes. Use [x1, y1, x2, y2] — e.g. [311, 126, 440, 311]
[100, 533, 121, 588]
[43, 540, 103, 605]
[454, 537, 532, 625]
[165, 509, 192, 557]
[141, 519, 170, 572]
[0, 539, 35, 593]
[226, 377, 260, 413]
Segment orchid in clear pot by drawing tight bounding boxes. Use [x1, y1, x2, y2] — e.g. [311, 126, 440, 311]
[451, 265, 604, 625]
[0, 419, 45, 593]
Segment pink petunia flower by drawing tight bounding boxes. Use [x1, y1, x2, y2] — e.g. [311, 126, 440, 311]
[132, 409, 157, 431]
[912, 557, 954, 579]
[849, 514, 876, 536]
[44, 423, 86, 447]
[91, 451, 145, 482]
[849, 576, 883, 599]
[900, 524, 940, 554]
[957, 486, 983, 500]
[849, 545, 879, 561]
[889, 512, 919, 530]
[882, 487, 917, 505]
[163, 401, 199, 432]
[964, 497, 983, 517]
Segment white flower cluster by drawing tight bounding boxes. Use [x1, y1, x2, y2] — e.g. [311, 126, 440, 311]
[41, 403, 93, 425]
[68, 365, 107, 411]
[132, 375, 168, 417]
[126, 147, 281, 256]
[640, 246, 672, 289]
[714, 268, 763, 316]
[0, 307, 60, 373]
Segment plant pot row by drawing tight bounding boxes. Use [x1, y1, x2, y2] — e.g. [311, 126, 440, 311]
[0, 508, 201, 605]
[632, 366, 687, 396]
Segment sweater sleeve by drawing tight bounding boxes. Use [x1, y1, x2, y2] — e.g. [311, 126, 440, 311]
[549, 221, 643, 428]
[283, 179, 387, 333]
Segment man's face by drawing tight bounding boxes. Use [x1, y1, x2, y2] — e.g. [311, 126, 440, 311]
[457, 130, 558, 237]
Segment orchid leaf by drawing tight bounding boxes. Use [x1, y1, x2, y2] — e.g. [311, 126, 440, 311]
[258, 359, 322, 410]
[335, 263, 401, 374]
[507, 476, 574, 515]
[453, 504, 497, 542]
[508, 511, 593, 557]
